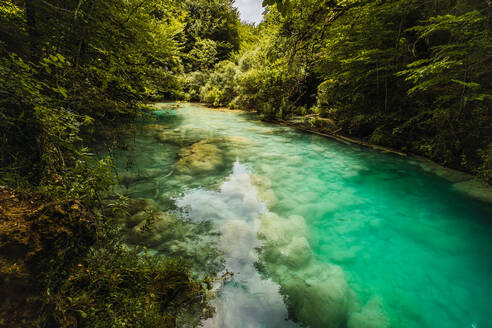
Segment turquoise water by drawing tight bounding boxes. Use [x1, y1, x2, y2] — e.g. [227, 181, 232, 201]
[108, 103, 492, 328]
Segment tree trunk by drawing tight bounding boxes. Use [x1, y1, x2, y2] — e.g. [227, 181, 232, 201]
[25, 0, 39, 59]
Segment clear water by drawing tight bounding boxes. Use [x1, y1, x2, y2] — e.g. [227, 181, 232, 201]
[108, 103, 492, 328]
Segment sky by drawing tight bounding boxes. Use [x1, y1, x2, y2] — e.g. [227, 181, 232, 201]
[234, 0, 264, 24]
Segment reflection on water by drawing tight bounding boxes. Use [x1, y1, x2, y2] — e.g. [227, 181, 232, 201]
[177, 162, 298, 328]
[104, 103, 492, 328]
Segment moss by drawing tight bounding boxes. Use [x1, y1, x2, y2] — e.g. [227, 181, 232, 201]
[0, 186, 97, 326]
[0, 187, 216, 327]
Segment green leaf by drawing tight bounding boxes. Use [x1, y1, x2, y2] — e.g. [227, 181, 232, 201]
[450, 79, 480, 88]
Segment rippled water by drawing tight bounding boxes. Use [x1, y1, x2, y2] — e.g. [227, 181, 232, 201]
[107, 103, 492, 328]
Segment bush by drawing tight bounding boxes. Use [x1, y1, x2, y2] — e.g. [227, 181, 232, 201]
[0, 187, 216, 328]
[199, 61, 239, 107]
[53, 246, 215, 328]
[183, 71, 209, 101]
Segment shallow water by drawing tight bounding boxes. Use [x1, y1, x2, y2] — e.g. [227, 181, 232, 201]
[108, 103, 492, 328]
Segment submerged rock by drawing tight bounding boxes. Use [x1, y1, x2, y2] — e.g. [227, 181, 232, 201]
[412, 156, 471, 183]
[176, 140, 224, 175]
[251, 175, 278, 208]
[154, 130, 197, 146]
[258, 210, 390, 328]
[127, 212, 177, 247]
[451, 179, 492, 204]
[258, 212, 352, 328]
[348, 297, 390, 328]
[174, 136, 255, 176]
[126, 198, 159, 215]
[117, 198, 160, 227]
[281, 263, 350, 328]
[127, 210, 157, 228]
[123, 207, 224, 276]
[140, 123, 169, 133]
[119, 168, 169, 187]
[258, 189, 278, 208]
[251, 174, 272, 189]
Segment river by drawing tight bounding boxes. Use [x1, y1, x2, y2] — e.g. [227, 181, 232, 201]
[107, 103, 492, 328]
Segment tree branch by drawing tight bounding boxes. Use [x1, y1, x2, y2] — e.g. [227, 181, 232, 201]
[39, 0, 74, 14]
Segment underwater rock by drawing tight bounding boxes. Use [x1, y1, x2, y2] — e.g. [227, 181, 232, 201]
[173, 136, 254, 176]
[258, 212, 352, 328]
[141, 168, 169, 179]
[118, 172, 148, 186]
[251, 175, 278, 208]
[176, 140, 224, 175]
[126, 207, 167, 228]
[131, 212, 175, 235]
[221, 135, 254, 145]
[141, 123, 169, 133]
[128, 211, 193, 249]
[127, 211, 148, 228]
[118, 167, 172, 189]
[127, 198, 159, 216]
[251, 174, 273, 189]
[127, 181, 159, 197]
[412, 157, 471, 183]
[348, 297, 390, 328]
[207, 136, 254, 161]
[260, 213, 309, 245]
[119, 169, 170, 192]
[259, 213, 312, 268]
[154, 130, 197, 146]
[224, 136, 255, 151]
[258, 188, 278, 208]
[123, 206, 224, 276]
[278, 236, 313, 269]
[451, 179, 492, 204]
[220, 219, 260, 264]
[208, 135, 254, 155]
[282, 263, 350, 328]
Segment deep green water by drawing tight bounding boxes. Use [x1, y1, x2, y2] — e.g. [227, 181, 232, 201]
[109, 103, 492, 328]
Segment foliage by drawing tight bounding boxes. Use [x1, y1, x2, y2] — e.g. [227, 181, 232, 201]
[201, 0, 491, 180]
[200, 61, 238, 107]
[0, 187, 97, 327]
[0, 0, 242, 326]
[0, 187, 215, 328]
[183, 70, 210, 101]
[0, 0, 182, 189]
[0, 0, 490, 324]
[188, 38, 219, 71]
[182, 0, 240, 71]
[53, 245, 214, 328]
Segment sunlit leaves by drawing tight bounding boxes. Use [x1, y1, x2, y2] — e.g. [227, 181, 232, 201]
[262, 0, 291, 15]
[204, 0, 491, 178]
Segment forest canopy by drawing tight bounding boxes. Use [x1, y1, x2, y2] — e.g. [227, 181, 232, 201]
[0, 0, 239, 326]
[194, 0, 491, 181]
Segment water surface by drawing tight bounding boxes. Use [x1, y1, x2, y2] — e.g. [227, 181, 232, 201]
[109, 103, 492, 328]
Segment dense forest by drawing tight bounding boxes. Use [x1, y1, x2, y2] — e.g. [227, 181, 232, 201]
[0, 0, 239, 326]
[191, 0, 491, 181]
[0, 0, 490, 326]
